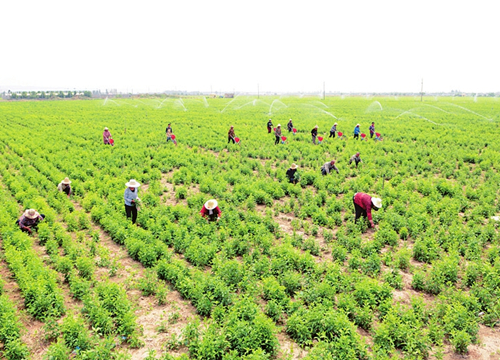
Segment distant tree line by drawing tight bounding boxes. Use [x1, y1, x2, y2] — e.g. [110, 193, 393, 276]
[6, 90, 92, 100]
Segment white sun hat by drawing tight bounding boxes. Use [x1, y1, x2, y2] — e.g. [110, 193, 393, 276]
[24, 209, 40, 219]
[371, 197, 382, 209]
[205, 199, 218, 210]
[61, 177, 71, 184]
[125, 179, 141, 188]
[290, 163, 298, 169]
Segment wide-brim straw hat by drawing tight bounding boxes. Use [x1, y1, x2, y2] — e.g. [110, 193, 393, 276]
[372, 198, 382, 209]
[334, 123, 337, 125]
[205, 199, 218, 210]
[61, 177, 71, 184]
[277, 124, 281, 127]
[290, 163, 298, 169]
[125, 179, 141, 188]
[24, 209, 40, 219]
[356, 124, 360, 126]
[314, 125, 318, 128]
[104, 127, 108, 130]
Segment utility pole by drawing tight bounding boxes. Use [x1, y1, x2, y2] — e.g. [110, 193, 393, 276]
[420, 78, 424, 102]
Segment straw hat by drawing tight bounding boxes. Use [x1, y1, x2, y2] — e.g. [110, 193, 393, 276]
[104, 127, 108, 130]
[125, 179, 141, 188]
[371, 198, 382, 209]
[24, 209, 40, 219]
[290, 163, 298, 169]
[356, 124, 360, 127]
[334, 123, 337, 125]
[230, 125, 234, 128]
[205, 199, 218, 210]
[61, 177, 71, 185]
[314, 125, 318, 128]
[277, 124, 281, 127]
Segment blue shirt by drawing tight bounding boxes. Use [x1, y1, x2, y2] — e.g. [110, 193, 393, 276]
[124, 188, 138, 206]
[354, 126, 360, 135]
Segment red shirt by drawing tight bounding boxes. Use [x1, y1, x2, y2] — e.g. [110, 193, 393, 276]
[200, 205, 222, 217]
[354, 193, 374, 221]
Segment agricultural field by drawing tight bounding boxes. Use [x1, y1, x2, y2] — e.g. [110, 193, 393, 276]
[0, 95, 500, 360]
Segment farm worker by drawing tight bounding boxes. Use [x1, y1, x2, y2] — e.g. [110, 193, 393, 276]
[353, 124, 360, 140]
[353, 193, 382, 228]
[321, 160, 339, 175]
[17, 209, 45, 234]
[57, 177, 72, 197]
[267, 119, 273, 134]
[166, 128, 174, 143]
[369, 122, 375, 138]
[200, 199, 222, 222]
[228, 126, 236, 144]
[286, 163, 300, 184]
[103, 127, 113, 145]
[124, 179, 141, 225]
[274, 124, 282, 145]
[287, 119, 293, 133]
[311, 125, 318, 145]
[349, 152, 362, 168]
[166, 124, 173, 143]
[329, 123, 337, 138]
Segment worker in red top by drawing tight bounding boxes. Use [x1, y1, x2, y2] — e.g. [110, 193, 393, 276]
[200, 199, 222, 222]
[353, 193, 382, 228]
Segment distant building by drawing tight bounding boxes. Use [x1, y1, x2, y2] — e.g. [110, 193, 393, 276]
[224, 93, 234, 98]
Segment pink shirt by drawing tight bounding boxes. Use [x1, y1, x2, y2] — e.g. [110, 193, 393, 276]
[354, 192, 374, 222]
[103, 130, 111, 144]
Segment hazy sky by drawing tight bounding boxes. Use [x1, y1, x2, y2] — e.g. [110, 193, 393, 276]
[2, 0, 498, 93]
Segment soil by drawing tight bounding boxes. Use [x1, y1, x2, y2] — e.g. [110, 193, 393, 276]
[442, 325, 500, 360]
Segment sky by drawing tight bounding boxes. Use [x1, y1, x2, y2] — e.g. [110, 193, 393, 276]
[1, 0, 499, 94]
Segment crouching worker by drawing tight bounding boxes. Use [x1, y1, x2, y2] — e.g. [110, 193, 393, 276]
[124, 179, 141, 224]
[353, 192, 382, 228]
[321, 160, 339, 175]
[17, 209, 45, 234]
[57, 177, 72, 197]
[286, 163, 300, 184]
[349, 152, 362, 168]
[200, 199, 222, 222]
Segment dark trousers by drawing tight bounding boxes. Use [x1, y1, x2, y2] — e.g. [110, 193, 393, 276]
[206, 213, 219, 222]
[370, 133, 374, 138]
[354, 134, 359, 140]
[125, 205, 137, 224]
[267, 127, 272, 133]
[275, 136, 280, 145]
[353, 197, 367, 223]
[329, 131, 335, 138]
[228, 137, 235, 144]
